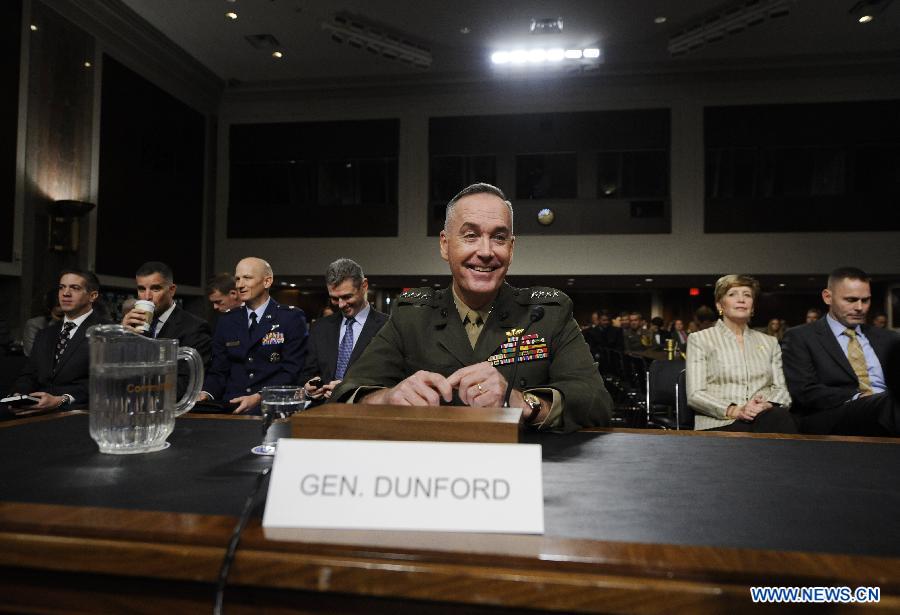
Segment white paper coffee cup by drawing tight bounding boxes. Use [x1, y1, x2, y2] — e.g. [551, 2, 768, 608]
[133, 299, 155, 332]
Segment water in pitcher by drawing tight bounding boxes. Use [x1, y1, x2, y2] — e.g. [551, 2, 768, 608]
[89, 361, 177, 454]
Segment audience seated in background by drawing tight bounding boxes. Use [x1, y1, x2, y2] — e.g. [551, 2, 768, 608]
[761, 318, 785, 343]
[206, 272, 242, 314]
[686, 274, 796, 433]
[805, 308, 822, 323]
[782, 267, 899, 436]
[22, 288, 63, 357]
[200, 257, 308, 414]
[694, 305, 717, 331]
[623, 312, 650, 352]
[583, 311, 624, 355]
[7, 269, 109, 416]
[648, 316, 668, 350]
[301, 258, 388, 405]
[872, 313, 888, 329]
[670, 318, 688, 352]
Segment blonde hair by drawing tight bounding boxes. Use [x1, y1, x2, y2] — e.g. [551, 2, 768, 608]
[714, 274, 760, 305]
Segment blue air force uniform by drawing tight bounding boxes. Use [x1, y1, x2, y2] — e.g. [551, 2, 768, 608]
[203, 299, 308, 412]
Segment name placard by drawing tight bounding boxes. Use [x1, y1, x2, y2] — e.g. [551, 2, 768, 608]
[263, 439, 544, 534]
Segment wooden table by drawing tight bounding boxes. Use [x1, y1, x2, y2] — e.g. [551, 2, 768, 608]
[1, 412, 898, 614]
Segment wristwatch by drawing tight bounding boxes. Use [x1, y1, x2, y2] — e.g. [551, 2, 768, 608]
[522, 392, 542, 423]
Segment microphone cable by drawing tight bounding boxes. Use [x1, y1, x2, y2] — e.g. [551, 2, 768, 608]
[213, 464, 271, 615]
[502, 305, 545, 408]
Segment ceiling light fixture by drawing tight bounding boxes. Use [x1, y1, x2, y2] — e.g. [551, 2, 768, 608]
[225, 11, 238, 20]
[322, 13, 432, 68]
[654, 16, 668, 24]
[530, 17, 563, 34]
[848, 0, 894, 23]
[272, 51, 283, 58]
[668, 0, 791, 56]
[491, 47, 601, 66]
[29, 24, 37, 31]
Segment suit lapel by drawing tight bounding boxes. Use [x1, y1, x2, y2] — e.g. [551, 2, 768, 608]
[862, 325, 891, 364]
[348, 310, 381, 365]
[432, 291, 472, 368]
[324, 313, 342, 374]
[156, 306, 179, 339]
[814, 318, 856, 380]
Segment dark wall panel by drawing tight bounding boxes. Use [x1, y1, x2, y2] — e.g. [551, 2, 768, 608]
[97, 55, 205, 285]
[0, 0, 22, 262]
[228, 120, 399, 238]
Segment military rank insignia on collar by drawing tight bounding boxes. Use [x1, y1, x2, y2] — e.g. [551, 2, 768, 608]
[488, 333, 549, 366]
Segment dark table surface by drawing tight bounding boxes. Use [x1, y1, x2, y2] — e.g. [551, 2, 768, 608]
[2, 414, 898, 558]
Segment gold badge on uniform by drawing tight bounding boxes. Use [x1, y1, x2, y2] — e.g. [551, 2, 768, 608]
[269, 352, 281, 363]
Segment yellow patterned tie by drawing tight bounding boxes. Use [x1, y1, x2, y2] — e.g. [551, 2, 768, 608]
[844, 328, 873, 394]
[464, 310, 483, 349]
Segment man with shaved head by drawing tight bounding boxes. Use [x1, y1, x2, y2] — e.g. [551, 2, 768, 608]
[200, 257, 308, 414]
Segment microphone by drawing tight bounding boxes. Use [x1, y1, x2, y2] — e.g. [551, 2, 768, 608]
[502, 306, 545, 408]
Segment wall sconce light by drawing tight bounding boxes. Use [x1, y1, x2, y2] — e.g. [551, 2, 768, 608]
[48, 199, 95, 252]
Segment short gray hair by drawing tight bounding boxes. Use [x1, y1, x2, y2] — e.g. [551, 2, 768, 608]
[325, 258, 364, 288]
[444, 182, 514, 233]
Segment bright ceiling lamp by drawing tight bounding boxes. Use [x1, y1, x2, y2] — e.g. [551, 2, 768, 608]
[490, 47, 602, 66]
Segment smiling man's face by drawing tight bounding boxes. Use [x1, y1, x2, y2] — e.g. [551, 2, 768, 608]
[440, 192, 514, 310]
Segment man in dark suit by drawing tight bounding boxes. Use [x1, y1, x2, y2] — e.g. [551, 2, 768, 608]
[121, 262, 212, 395]
[8, 269, 107, 415]
[200, 257, 308, 414]
[782, 267, 899, 436]
[301, 258, 388, 404]
[583, 311, 624, 355]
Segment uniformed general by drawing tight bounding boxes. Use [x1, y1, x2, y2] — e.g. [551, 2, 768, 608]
[331, 183, 612, 431]
[200, 257, 308, 414]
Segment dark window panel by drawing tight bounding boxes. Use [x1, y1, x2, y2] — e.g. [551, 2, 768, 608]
[428, 110, 671, 236]
[705, 101, 900, 233]
[516, 153, 577, 200]
[97, 55, 205, 285]
[228, 121, 399, 238]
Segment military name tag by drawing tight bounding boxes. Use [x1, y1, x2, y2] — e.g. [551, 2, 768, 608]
[226, 340, 241, 347]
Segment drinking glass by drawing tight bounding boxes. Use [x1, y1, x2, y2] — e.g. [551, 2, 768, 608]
[251, 386, 306, 456]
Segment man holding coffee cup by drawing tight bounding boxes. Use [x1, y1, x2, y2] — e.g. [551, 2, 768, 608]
[121, 262, 212, 392]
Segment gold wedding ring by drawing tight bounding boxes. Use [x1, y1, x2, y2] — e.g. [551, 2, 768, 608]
[477, 383, 485, 393]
